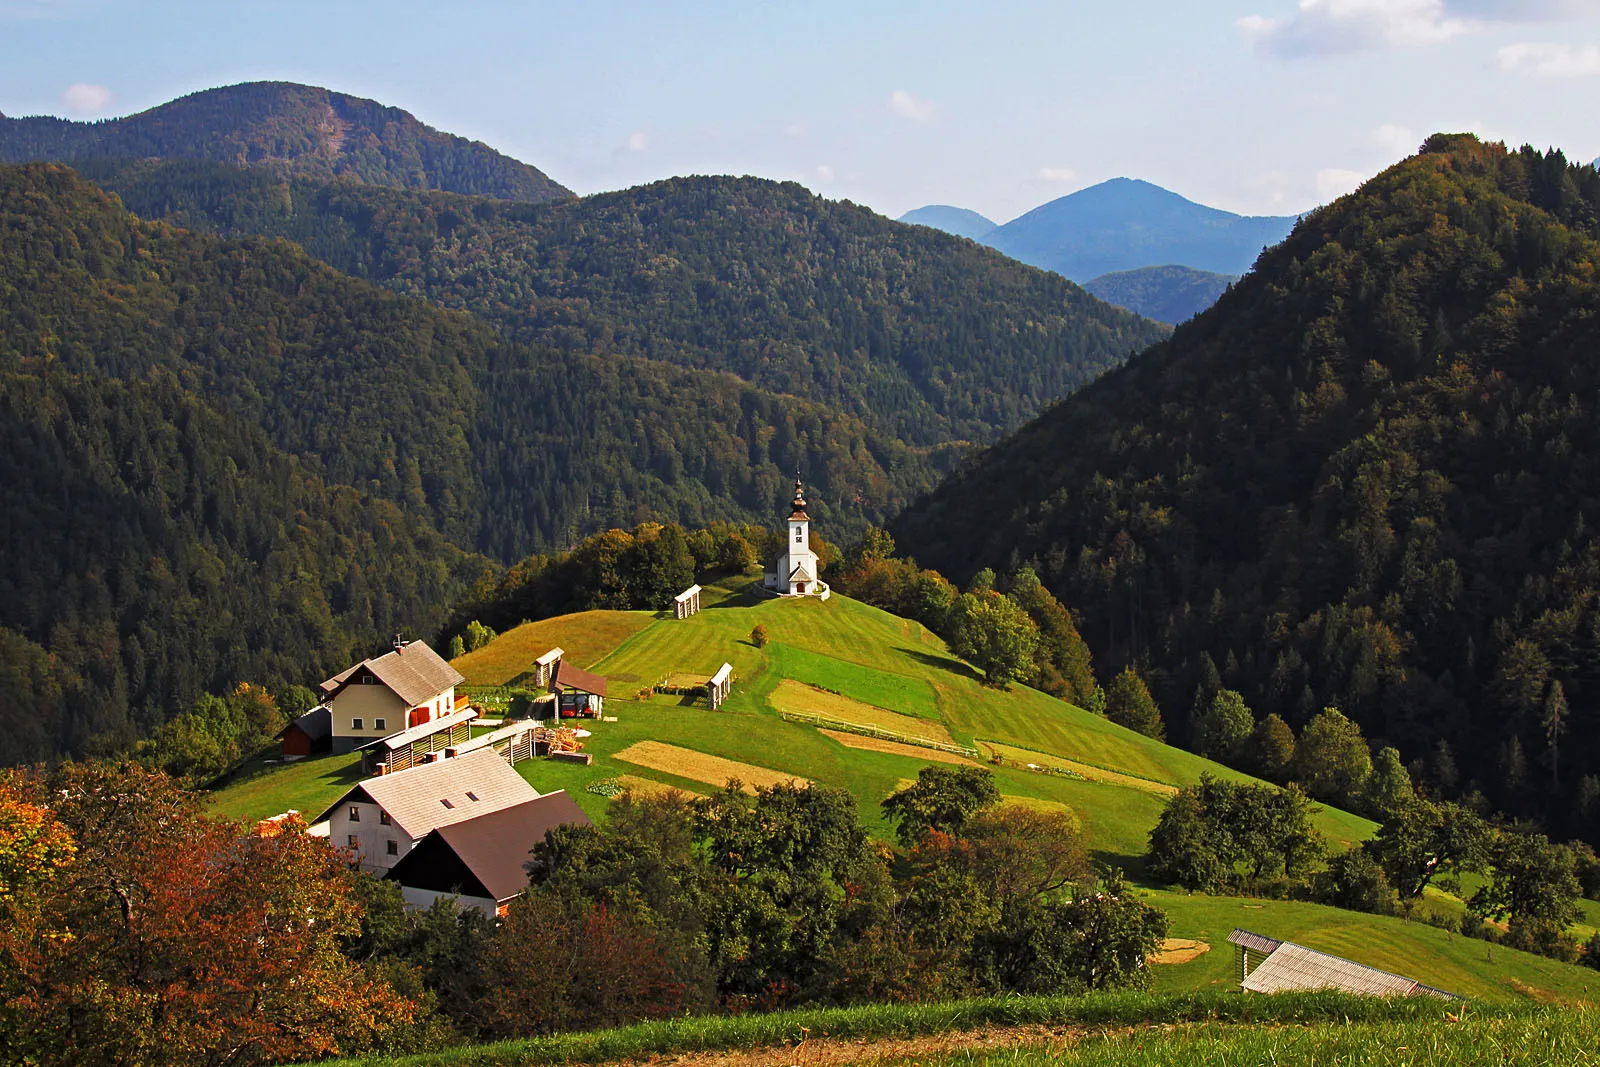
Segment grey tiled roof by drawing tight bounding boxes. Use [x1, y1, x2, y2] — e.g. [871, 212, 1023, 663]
[320, 640, 465, 707]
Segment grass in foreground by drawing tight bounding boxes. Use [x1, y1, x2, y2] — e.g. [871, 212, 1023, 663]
[1146, 889, 1599, 1004]
[321, 991, 1566, 1067]
[889, 1008, 1600, 1067]
[203, 750, 362, 822]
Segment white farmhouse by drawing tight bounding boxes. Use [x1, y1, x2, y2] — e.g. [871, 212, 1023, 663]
[319, 637, 465, 755]
[763, 479, 829, 598]
[312, 748, 539, 872]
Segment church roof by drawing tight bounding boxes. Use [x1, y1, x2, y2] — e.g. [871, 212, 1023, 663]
[789, 562, 815, 583]
[788, 478, 810, 522]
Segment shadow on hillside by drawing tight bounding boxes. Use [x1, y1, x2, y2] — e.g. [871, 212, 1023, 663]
[897, 647, 981, 682]
[705, 581, 765, 609]
[1091, 849, 1148, 881]
[207, 748, 364, 798]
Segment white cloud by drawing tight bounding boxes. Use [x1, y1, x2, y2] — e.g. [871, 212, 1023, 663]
[1374, 123, 1418, 156]
[813, 164, 835, 183]
[60, 82, 111, 114]
[1317, 167, 1367, 198]
[1239, 0, 1477, 57]
[624, 130, 648, 152]
[1498, 41, 1600, 77]
[888, 89, 935, 122]
[1037, 167, 1077, 182]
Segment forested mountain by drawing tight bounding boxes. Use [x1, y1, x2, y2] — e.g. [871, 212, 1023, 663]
[1, 164, 936, 560]
[1083, 265, 1238, 324]
[899, 204, 998, 240]
[0, 163, 969, 760]
[0, 81, 570, 202]
[67, 158, 1168, 448]
[985, 178, 1297, 281]
[894, 136, 1600, 838]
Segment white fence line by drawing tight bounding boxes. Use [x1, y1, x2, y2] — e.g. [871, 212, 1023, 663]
[779, 710, 979, 758]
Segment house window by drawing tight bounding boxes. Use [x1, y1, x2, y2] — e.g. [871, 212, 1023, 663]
[440, 798, 455, 809]
[373, 718, 386, 731]
[386, 841, 399, 856]
[349, 806, 361, 822]
[466, 791, 480, 802]
[351, 718, 363, 731]
[379, 811, 391, 826]
[347, 834, 359, 848]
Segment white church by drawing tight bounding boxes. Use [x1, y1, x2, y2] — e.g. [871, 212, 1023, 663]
[764, 479, 830, 599]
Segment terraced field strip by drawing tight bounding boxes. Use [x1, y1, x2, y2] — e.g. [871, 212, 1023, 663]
[453, 611, 653, 685]
[614, 774, 701, 800]
[768, 679, 954, 742]
[783, 710, 979, 758]
[980, 741, 1179, 797]
[613, 741, 810, 794]
[818, 728, 979, 766]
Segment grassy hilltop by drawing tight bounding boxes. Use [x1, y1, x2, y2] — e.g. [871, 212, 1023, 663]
[208, 574, 1600, 1004]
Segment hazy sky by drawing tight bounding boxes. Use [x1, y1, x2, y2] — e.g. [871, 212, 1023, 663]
[3, 0, 1599, 222]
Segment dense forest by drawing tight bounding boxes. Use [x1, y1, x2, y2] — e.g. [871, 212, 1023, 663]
[0, 81, 571, 202]
[66, 157, 1168, 447]
[0, 164, 943, 760]
[0, 164, 936, 560]
[894, 137, 1600, 839]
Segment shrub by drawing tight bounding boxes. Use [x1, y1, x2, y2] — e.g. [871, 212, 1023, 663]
[750, 623, 769, 648]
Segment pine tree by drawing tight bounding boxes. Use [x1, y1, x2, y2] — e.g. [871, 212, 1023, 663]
[1105, 666, 1164, 740]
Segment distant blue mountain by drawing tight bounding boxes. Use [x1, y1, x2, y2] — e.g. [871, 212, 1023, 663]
[984, 178, 1298, 282]
[1082, 265, 1237, 325]
[898, 205, 997, 241]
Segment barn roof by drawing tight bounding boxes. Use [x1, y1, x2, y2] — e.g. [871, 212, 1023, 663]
[320, 640, 464, 706]
[552, 661, 607, 697]
[277, 705, 331, 742]
[1229, 929, 1455, 999]
[389, 791, 593, 902]
[312, 749, 538, 838]
[1226, 928, 1284, 955]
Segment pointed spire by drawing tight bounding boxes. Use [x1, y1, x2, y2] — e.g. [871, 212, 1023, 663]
[788, 476, 810, 522]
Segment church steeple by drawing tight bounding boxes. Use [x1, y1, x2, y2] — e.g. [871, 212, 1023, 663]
[788, 477, 810, 522]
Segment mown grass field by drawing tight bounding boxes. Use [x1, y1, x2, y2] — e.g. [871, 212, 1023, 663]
[1145, 890, 1599, 1004]
[319, 992, 1590, 1067]
[203, 573, 1600, 1004]
[205, 750, 363, 822]
[452, 611, 652, 686]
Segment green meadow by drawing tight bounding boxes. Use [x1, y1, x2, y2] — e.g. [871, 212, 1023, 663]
[206, 573, 1599, 1004]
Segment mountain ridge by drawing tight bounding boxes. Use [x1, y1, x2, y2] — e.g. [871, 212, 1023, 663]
[892, 136, 1600, 838]
[0, 81, 572, 202]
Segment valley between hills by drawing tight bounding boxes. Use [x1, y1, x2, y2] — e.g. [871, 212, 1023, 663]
[5, 78, 1600, 1067]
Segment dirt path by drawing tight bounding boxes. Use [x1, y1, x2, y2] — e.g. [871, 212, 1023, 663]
[628, 1023, 1155, 1067]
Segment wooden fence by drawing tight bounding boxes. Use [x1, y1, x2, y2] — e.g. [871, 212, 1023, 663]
[778, 710, 980, 759]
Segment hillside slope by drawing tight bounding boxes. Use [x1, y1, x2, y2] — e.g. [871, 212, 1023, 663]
[1083, 264, 1238, 324]
[217, 583, 1600, 1004]
[213, 581, 1374, 859]
[893, 137, 1600, 838]
[985, 178, 1297, 281]
[0, 81, 570, 202]
[899, 204, 998, 240]
[0, 163, 939, 565]
[71, 158, 1169, 448]
[0, 163, 956, 759]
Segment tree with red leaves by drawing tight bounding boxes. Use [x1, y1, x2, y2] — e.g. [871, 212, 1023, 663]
[0, 762, 417, 1067]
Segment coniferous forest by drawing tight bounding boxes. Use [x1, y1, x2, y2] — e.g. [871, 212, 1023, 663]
[895, 137, 1600, 839]
[0, 153, 1156, 763]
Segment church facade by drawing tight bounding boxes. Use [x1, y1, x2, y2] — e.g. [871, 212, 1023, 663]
[763, 480, 829, 598]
